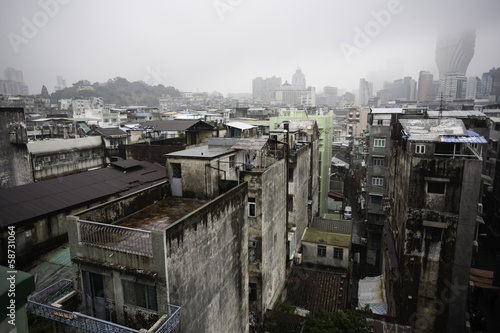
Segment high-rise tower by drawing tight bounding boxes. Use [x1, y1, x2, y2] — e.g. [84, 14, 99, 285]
[435, 28, 476, 78]
[292, 67, 306, 89]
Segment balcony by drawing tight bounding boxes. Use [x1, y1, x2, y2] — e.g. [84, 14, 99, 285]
[78, 219, 153, 257]
[28, 279, 181, 333]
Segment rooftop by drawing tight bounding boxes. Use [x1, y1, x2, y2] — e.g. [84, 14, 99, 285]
[302, 228, 351, 247]
[311, 217, 352, 234]
[166, 143, 234, 158]
[0, 159, 166, 227]
[286, 266, 348, 313]
[399, 118, 468, 142]
[114, 196, 207, 231]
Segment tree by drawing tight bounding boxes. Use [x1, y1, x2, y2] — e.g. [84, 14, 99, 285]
[302, 306, 373, 333]
[40, 85, 49, 98]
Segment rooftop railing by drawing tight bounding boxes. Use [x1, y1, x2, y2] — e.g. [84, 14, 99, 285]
[78, 219, 153, 257]
[28, 279, 181, 333]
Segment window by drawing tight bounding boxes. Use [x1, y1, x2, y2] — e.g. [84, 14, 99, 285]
[229, 155, 235, 168]
[415, 144, 425, 154]
[171, 163, 182, 178]
[317, 245, 326, 257]
[374, 138, 386, 147]
[248, 197, 256, 217]
[371, 195, 382, 205]
[427, 181, 445, 194]
[372, 157, 384, 166]
[249, 283, 257, 302]
[248, 241, 256, 262]
[377, 119, 383, 125]
[287, 196, 294, 211]
[372, 177, 383, 186]
[288, 168, 294, 182]
[425, 226, 442, 242]
[333, 247, 343, 260]
[122, 280, 157, 311]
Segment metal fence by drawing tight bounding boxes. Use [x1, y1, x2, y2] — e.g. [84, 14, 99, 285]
[156, 305, 181, 333]
[78, 219, 153, 257]
[28, 279, 181, 333]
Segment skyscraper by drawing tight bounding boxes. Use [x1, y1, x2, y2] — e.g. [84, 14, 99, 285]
[417, 71, 434, 102]
[4, 67, 24, 83]
[435, 28, 476, 78]
[292, 67, 306, 89]
[359, 78, 372, 106]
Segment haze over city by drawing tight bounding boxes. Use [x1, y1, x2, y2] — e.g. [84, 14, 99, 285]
[1, 0, 500, 95]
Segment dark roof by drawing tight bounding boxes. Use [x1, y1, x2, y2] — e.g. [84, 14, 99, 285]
[0, 160, 166, 227]
[139, 120, 214, 132]
[286, 266, 348, 313]
[91, 127, 128, 138]
[311, 217, 352, 234]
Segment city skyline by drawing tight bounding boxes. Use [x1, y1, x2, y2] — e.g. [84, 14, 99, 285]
[1, 0, 500, 95]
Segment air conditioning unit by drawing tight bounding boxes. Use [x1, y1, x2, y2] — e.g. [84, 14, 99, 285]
[477, 203, 483, 214]
[294, 253, 302, 265]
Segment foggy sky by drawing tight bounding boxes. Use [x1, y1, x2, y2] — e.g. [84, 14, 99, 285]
[1, 0, 499, 96]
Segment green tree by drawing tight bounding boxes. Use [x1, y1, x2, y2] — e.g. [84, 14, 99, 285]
[302, 307, 373, 333]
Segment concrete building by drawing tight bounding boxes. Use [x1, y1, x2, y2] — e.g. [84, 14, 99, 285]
[252, 76, 282, 102]
[383, 118, 486, 332]
[359, 78, 373, 106]
[270, 110, 334, 217]
[270, 120, 320, 262]
[466, 76, 481, 100]
[418, 71, 434, 102]
[384, 77, 417, 101]
[0, 159, 168, 269]
[323, 86, 338, 107]
[28, 136, 105, 181]
[301, 217, 352, 269]
[365, 108, 427, 266]
[292, 68, 306, 89]
[274, 82, 316, 107]
[439, 72, 468, 101]
[0, 107, 33, 188]
[87, 127, 130, 163]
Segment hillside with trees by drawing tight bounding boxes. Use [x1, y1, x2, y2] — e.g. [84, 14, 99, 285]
[50, 77, 181, 107]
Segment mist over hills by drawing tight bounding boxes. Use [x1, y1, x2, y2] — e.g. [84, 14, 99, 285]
[49, 77, 181, 107]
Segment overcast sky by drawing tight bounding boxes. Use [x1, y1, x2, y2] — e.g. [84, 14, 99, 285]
[1, 0, 499, 96]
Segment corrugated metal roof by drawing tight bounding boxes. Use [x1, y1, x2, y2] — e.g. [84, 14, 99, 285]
[139, 120, 214, 132]
[371, 108, 403, 114]
[93, 127, 127, 137]
[231, 137, 269, 150]
[0, 160, 166, 227]
[441, 135, 487, 143]
[427, 110, 486, 118]
[311, 217, 352, 234]
[225, 121, 256, 130]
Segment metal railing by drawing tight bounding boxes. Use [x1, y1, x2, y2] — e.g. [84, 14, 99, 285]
[28, 279, 140, 333]
[78, 219, 153, 257]
[28, 279, 181, 333]
[156, 305, 181, 333]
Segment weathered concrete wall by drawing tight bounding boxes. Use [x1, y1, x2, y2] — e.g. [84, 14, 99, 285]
[32, 153, 104, 181]
[122, 139, 186, 165]
[77, 182, 169, 223]
[166, 152, 238, 200]
[389, 146, 482, 333]
[289, 144, 312, 255]
[0, 107, 33, 188]
[302, 242, 349, 268]
[156, 183, 249, 333]
[244, 159, 287, 317]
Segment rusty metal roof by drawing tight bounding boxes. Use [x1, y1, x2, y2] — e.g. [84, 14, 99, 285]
[231, 137, 269, 150]
[0, 160, 166, 227]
